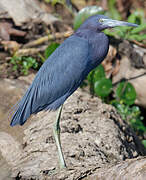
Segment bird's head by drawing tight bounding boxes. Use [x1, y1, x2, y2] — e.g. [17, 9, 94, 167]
[79, 14, 138, 32]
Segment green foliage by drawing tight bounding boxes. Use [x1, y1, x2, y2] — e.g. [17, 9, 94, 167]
[92, 65, 105, 82]
[116, 82, 136, 105]
[112, 102, 146, 136]
[10, 56, 38, 75]
[10, 42, 60, 75]
[87, 65, 146, 140]
[44, 43, 60, 59]
[104, 9, 146, 43]
[44, 0, 65, 6]
[44, 0, 74, 15]
[73, 6, 145, 43]
[128, 9, 145, 24]
[87, 65, 113, 99]
[73, 6, 105, 30]
[142, 140, 146, 148]
[87, 65, 105, 94]
[39, 42, 60, 63]
[108, 0, 121, 20]
[94, 78, 112, 98]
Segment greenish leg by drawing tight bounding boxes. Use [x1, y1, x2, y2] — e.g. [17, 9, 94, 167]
[53, 105, 66, 168]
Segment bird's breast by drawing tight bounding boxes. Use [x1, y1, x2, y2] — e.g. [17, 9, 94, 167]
[88, 32, 109, 68]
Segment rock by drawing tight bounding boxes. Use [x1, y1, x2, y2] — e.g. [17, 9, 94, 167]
[113, 41, 146, 107]
[0, 0, 58, 26]
[118, 41, 146, 69]
[113, 56, 146, 108]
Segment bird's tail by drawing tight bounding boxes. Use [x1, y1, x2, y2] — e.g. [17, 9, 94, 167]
[10, 87, 32, 126]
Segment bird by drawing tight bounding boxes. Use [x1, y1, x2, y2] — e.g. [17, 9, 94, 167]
[10, 14, 138, 168]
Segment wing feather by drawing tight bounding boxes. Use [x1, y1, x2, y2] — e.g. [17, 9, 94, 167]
[11, 35, 90, 126]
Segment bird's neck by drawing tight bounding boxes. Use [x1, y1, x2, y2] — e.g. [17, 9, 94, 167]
[75, 29, 109, 68]
[75, 29, 100, 41]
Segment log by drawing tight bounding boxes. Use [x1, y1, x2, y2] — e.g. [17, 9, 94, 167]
[0, 78, 145, 179]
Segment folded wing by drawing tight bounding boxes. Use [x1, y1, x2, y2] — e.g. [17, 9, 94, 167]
[10, 35, 90, 126]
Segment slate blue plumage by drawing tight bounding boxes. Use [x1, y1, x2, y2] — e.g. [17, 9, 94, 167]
[10, 15, 110, 126]
[10, 14, 138, 127]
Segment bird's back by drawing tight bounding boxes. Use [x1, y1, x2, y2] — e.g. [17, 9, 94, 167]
[10, 35, 91, 126]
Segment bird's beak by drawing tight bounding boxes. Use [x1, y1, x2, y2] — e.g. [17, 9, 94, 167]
[101, 18, 138, 28]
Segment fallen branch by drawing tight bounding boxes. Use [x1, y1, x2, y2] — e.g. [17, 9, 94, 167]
[132, 40, 146, 48]
[15, 46, 47, 56]
[23, 30, 73, 48]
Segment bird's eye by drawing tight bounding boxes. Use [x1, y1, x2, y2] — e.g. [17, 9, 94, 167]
[99, 19, 104, 23]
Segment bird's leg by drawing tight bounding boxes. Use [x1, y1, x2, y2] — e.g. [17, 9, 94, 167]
[53, 105, 66, 169]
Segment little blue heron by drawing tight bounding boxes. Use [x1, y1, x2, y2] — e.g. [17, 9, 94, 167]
[10, 15, 138, 168]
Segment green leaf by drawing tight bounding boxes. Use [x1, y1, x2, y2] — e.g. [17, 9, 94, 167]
[128, 14, 137, 24]
[87, 70, 94, 84]
[10, 55, 39, 75]
[128, 34, 146, 41]
[73, 6, 105, 30]
[142, 140, 146, 148]
[45, 0, 64, 6]
[10, 58, 16, 64]
[15, 56, 22, 64]
[94, 78, 112, 98]
[93, 65, 105, 83]
[130, 24, 146, 34]
[104, 26, 131, 39]
[87, 65, 105, 83]
[104, 29, 116, 37]
[128, 9, 145, 24]
[44, 43, 60, 59]
[87, 65, 105, 94]
[22, 61, 28, 68]
[33, 62, 38, 69]
[113, 27, 128, 38]
[108, 0, 121, 20]
[87, 70, 95, 94]
[116, 82, 136, 105]
[12, 65, 18, 71]
[21, 68, 28, 75]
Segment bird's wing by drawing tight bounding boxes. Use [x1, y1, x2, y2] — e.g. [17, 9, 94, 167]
[10, 35, 91, 126]
[31, 35, 90, 112]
